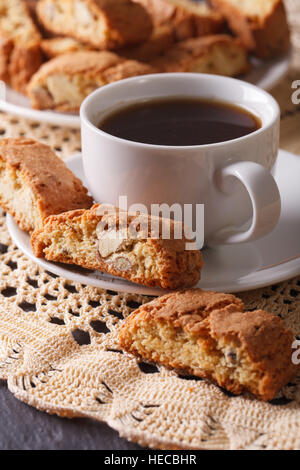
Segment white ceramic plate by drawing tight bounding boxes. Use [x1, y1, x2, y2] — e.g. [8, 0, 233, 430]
[6, 149, 300, 295]
[0, 53, 290, 128]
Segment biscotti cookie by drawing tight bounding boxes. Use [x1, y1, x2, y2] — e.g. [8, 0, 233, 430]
[119, 289, 298, 401]
[0, 138, 93, 232]
[134, 0, 224, 41]
[119, 25, 174, 62]
[0, 0, 43, 94]
[152, 35, 249, 76]
[41, 37, 94, 59]
[37, 0, 153, 50]
[31, 205, 203, 289]
[27, 51, 156, 112]
[209, 0, 290, 58]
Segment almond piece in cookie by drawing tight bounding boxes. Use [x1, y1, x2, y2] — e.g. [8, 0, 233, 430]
[134, 0, 224, 41]
[27, 51, 156, 112]
[0, 138, 93, 232]
[36, 0, 153, 50]
[119, 289, 298, 401]
[209, 0, 290, 58]
[31, 205, 204, 289]
[0, 0, 43, 94]
[152, 35, 250, 76]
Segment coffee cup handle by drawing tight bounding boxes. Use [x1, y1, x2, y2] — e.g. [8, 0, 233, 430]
[207, 161, 281, 246]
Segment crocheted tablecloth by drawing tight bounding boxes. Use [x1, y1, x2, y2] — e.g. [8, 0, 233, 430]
[0, 0, 299, 451]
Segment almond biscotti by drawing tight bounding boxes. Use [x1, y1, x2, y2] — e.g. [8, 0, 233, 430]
[31, 205, 204, 289]
[209, 0, 290, 58]
[152, 35, 249, 76]
[119, 289, 298, 401]
[0, 0, 43, 94]
[36, 0, 153, 50]
[134, 0, 224, 41]
[0, 138, 93, 232]
[27, 50, 156, 112]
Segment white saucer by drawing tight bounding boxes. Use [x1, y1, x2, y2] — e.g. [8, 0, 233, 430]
[6, 149, 300, 296]
[0, 53, 290, 128]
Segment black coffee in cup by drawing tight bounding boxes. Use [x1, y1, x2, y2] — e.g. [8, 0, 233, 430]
[98, 97, 261, 146]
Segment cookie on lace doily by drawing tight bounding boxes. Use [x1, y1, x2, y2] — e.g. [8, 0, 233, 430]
[0, 204, 300, 450]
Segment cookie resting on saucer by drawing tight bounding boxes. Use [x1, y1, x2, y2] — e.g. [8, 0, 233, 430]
[31, 204, 204, 289]
[0, 138, 93, 232]
[119, 289, 298, 401]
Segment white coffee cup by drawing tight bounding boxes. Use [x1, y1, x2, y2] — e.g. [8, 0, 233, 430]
[80, 73, 281, 246]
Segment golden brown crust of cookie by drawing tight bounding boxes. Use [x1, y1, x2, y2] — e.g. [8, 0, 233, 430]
[30, 50, 122, 78]
[120, 290, 298, 401]
[128, 288, 244, 324]
[209, 0, 290, 58]
[208, 308, 292, 365]
[37, 0, 153, 49]
[31, 204, 203, 290]
[9, 43, 44, 94]
[0, 138, 93, 232]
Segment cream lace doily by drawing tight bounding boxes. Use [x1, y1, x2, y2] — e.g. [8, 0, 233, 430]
[0, 0, 299, 450]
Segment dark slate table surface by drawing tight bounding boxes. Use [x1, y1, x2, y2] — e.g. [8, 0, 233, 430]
[0, 380, 143, 450]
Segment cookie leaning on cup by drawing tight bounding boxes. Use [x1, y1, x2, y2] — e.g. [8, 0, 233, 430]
[0, 138, 93, 232]
[119, 289, 298, 401]
[31, 204, 203, 289]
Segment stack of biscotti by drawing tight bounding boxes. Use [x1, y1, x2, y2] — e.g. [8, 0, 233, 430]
[31, 204, 204, 290]
[0, 138, 93, 232]
[1, 0, 290, 110]
[120, 289, 298, 401]
[0, 0, 154, 93]
[28, 33, 251, 111]
[38, 0, 224, 62]
[0, 0, 43, 93]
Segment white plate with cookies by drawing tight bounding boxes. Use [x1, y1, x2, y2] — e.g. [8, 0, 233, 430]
[0, 52, 290, 129]
[6, 149, 300, 296]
